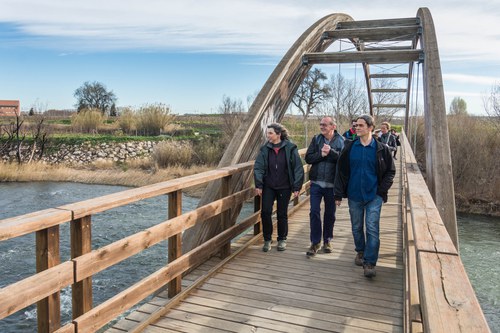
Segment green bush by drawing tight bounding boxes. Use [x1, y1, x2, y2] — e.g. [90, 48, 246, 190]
[136, 103, 174, 136]
[72, 109, 104, 133]
[152, 141, 194, 167]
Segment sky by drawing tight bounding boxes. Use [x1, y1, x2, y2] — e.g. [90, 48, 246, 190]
[0, 0, 499, 116]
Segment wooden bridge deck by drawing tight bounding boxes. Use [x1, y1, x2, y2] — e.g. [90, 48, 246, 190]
[108, 165, 403, 333]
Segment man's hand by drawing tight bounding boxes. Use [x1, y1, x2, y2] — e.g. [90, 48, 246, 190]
[321, 143, 330, 157]
[255, 188, 262, 196]
[293, 191, 299, 198]
[335, 200, 342, 206]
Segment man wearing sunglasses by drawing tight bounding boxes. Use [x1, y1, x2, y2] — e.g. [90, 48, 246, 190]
[305, 116, 344, 256]
[333, 115, 395, 278]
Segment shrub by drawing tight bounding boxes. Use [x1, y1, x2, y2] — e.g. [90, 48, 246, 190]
[72, 109, 104, 133]
[136, 103, 174, 136]
[192, 138, 224, 166]
[118, 107, 136, 134]
[152, 140, 194, 168]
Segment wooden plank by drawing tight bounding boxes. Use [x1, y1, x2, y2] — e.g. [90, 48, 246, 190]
[371, 88, 407, 93]
[0, 208, 72, 241]
[219, 175, 232, 258]
[36, 226, 61, 333]
[303, 50, 423, 65]
[168, 190, 182, 298]
[74, 188, 254, 281]
[53, 323, 75, 333]
[74, 208, 261, 333]
[71, 216, 93, 319]
[323, 25, 420, 42]
[406, 160, 457, 255]
[0, 261, 74, 320]
[190, 289, 399, 332]
[336, 17, 419, 29]
[59, 162, 253, 219]
[373, 104, 407, 108]
[370, 73, 409, 78]
[365, 46, 413, 51]
[418, 252, 490, 332]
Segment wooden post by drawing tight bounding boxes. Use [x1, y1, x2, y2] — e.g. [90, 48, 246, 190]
[220, 175, 232, 258]
[167, 190, 182, 298]
[71, 216, 92, 319]
[36, 226, 61, 333]
[254, 195, 261, 235]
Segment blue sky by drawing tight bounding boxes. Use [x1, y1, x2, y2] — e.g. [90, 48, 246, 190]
[1, 0, 499, 115]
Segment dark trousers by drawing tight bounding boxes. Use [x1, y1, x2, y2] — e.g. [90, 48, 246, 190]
[309, 183, 336, 244]
[261, 187, 292, 241]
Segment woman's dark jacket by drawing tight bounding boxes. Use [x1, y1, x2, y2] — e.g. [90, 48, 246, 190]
[333, 138, 396, 203]
[254, 140, 304, 192]
[305, 131, 344, 184]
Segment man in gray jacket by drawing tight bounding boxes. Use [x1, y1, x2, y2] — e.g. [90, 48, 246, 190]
[305, 116, 344, 256]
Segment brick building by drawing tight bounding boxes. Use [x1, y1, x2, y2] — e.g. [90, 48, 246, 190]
[0, 100, 20, 116]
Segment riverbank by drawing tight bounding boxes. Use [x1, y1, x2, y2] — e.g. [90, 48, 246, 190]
[0, 162, 213, 196]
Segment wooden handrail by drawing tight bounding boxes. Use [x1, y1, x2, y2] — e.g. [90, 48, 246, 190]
[402, 132, 490, 332]
[0, 154, 310, 333]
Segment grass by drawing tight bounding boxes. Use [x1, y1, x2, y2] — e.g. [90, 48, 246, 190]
[0, 162, 213, 195]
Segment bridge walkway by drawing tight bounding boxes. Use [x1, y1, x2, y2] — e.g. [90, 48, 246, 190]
[108, 159, 404, 333]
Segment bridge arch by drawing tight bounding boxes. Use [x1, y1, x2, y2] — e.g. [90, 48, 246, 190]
[186, 7, 457, 251]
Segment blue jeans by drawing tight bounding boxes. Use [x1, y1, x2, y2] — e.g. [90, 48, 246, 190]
[348, 195, 383, 265]
[309, 183, 336, 244]
[261, 187, 292, 241]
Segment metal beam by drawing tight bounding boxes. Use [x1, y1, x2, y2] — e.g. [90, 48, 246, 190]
[364, 46, 413, 51]
[323, 25, 421, 42]
[303, 50, 423, 65]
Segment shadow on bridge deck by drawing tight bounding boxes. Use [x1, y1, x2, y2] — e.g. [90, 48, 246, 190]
[108, 159, 403, 333]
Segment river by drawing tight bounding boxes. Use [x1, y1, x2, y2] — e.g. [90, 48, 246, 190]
[0, 182, 498, 332]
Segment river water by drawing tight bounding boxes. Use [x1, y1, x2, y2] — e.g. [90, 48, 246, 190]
[0, 182, 499, 332]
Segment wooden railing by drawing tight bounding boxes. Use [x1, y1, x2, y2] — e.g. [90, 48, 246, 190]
[401, 132, 490, 332]
[0, 148, 310, 333]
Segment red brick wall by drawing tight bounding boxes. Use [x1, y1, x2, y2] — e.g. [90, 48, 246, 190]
[0, 100, 20, 116]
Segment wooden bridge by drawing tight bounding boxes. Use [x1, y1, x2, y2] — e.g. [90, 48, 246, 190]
[0, 7, 492, 333]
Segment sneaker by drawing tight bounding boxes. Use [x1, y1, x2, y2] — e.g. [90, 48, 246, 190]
[306, 243, 321, 256]
[277, 240, 287, 251]
[354, 252, 364, 266]
[262, 240, 272, 252]
[363, 264, 376, 278]
[323, 242, 333, 253]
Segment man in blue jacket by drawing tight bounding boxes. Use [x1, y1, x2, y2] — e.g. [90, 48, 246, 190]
[305, 116, 344, 256]
[334, 115, 395, 278]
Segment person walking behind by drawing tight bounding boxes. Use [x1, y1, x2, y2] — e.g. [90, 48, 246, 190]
[254, 123, 304, 252]
[343, 119, 357, 141]
[390, 128, 401, 159]
[305, 116, 344, 256]
[334, 115, 395, 278]
[379, 122, 398, 159]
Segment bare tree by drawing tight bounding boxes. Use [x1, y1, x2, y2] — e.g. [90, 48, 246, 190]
[372, 77, 405, 121]
[74, 81, 117, 115]
[219, 95, 245, 144]
[483, 82, 500, 129]
[326, 73, 367, 123]
[292, 68, 331, 120]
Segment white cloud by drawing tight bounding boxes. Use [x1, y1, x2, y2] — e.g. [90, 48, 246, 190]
[1, 0, 498, 62]
[443, 74, 498, 86]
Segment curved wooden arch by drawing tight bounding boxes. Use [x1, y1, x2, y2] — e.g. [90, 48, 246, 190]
[416, 7, 458, 247]
[183, 13, 354, 251]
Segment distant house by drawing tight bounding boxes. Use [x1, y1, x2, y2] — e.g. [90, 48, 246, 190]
[0, 100, 20, 116]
